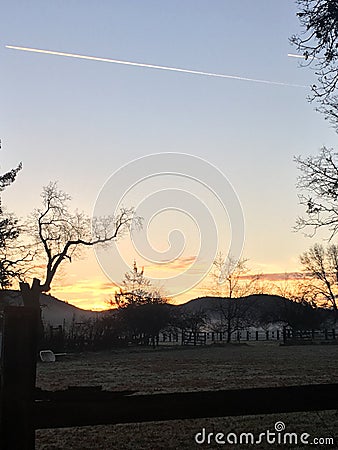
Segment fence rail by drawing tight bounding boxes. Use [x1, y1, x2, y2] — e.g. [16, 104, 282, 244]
[33, 383, 338, 429]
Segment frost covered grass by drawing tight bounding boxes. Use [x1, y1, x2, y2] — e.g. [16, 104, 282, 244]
[36, 343, 338, 449]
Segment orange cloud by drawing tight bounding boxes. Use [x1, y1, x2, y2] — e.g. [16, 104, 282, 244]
[240, 272, 307, 282]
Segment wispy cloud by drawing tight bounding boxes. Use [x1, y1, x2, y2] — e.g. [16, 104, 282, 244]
[241, 272, 305, 282]
[6, 45, 307, 88]
[144, 255, 197, 272]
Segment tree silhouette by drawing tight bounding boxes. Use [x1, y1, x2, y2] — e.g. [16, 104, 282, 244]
[111, 261, 170, 346]
[0, 155, 29, 288]
[300, 243, 338, 312]
[0, 212, 27, 289]
[290, 0, 338, 114]
[20, 181, 139, 326]
[295, 147, 338, 238]
[209, 254, 261, 343]
[0, 161, 22, 213]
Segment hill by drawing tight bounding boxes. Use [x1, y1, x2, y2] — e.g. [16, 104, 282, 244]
[0, 291, 334, 330]
[178, 294, 333, 329]
[0, 290, 97, 327]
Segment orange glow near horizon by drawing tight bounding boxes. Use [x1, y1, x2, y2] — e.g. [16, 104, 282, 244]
[14, 248, 307, 311]
[47, 270, 306, 311]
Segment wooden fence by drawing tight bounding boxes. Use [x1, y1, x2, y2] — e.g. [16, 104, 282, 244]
[1, 306, 338, 449]
[161, 327, 338, 346]
[38, 323, 338, 351]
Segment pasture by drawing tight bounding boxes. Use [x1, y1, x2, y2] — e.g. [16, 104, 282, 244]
[35, 343, 338, 449]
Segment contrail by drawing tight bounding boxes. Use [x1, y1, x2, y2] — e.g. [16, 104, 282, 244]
[6, 45, 307, 88]
[288, 53, 318, 60]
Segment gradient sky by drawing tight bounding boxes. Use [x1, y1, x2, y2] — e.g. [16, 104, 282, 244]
[1, 1, 337, 310]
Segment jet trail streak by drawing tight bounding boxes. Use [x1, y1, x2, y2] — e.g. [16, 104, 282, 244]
[288, 53, 318, 60]
[6, 45, 306, 88]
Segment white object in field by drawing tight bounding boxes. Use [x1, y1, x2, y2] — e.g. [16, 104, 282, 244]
[39, 349, 67, 362]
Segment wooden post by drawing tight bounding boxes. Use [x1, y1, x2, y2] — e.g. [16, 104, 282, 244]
[20, 279, 44, 343]
[0, 306, 38, 450]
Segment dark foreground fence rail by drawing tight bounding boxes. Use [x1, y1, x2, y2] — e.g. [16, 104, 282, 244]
[33, 383, 338, 429]
[1, 306, 338, 450]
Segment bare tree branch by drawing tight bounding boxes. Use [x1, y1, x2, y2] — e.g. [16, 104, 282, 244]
[295, 147, 338, 238]
[27, 181, 140, 293]
[300, 243, 338, 310]
[290, 0, 338, 128]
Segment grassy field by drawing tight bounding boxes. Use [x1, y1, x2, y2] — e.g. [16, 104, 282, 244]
[35, 342, 338, 449]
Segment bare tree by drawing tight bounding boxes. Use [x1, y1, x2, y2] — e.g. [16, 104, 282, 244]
[295, 147, 338, 238]
[0, 158, 31, 288]
[0, 161, 22, 213]
[265, 275, 326, 329]
[172, 307, 209, 335]
[317, 95, 338, 133]
[209, 254, 261, 343]
[211, 253, 262, 298]
[0, 212, 33, 289]
[290, 0, 338, 107]
[300, 243, 338, 312]
[20, 181, 139, 319]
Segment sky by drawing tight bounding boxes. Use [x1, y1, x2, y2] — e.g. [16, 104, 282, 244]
[1, 1, 337, 310]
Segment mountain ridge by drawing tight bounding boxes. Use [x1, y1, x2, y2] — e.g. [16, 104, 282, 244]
[0, 291, 333, 328]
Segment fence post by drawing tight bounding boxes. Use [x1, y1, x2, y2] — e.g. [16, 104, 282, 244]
[283, 327, 286, 345]
[0, 306, 38, 450]
[332, 329, 336, 340]
[255, 331, 259, 341]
